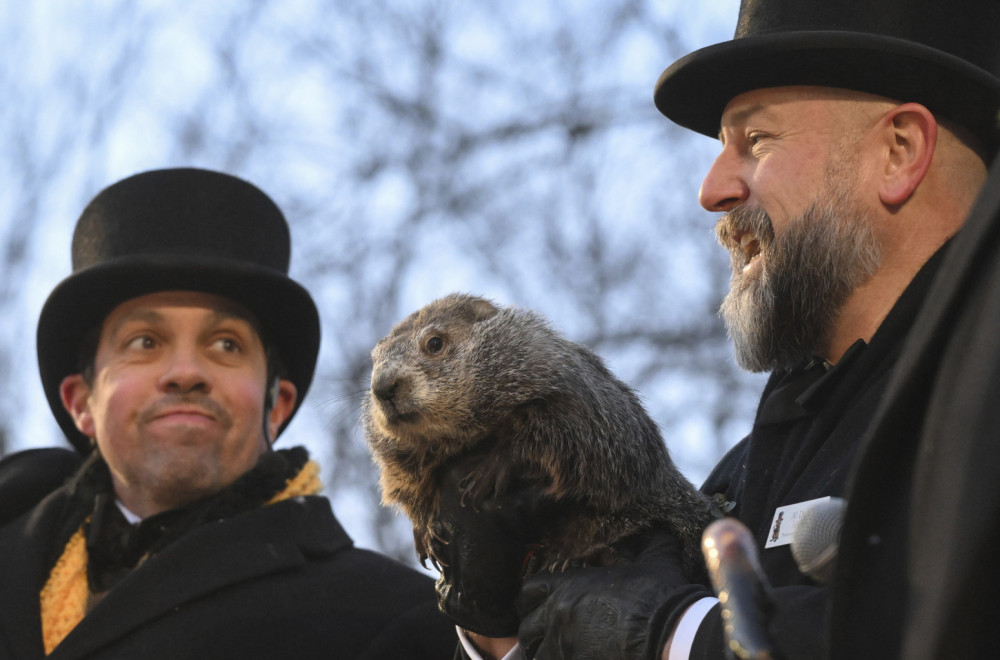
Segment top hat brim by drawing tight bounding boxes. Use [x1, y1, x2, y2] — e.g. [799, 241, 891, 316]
[654, 31, 1000, 152]
[37, 255, 321, 453]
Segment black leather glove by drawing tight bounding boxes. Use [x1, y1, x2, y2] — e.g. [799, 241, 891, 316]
[517, 529, 713, 660]
[431, 452, 558, 637]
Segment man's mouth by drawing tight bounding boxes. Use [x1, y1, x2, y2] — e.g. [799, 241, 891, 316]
[737, 231, 762, 271]
[138, 394, 233, 431]
[716, 207, 773, 274]
[153, 408, 215, 423]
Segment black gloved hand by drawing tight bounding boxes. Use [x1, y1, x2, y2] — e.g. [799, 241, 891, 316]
[431, 452, 559, 638]
[517, 529, 713, 660]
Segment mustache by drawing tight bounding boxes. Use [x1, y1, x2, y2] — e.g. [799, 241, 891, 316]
[138, 393, 233, 427]
[715, 206, 775, 253]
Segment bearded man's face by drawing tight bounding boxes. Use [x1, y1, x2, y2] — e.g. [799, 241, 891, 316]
[715, 177, 883, 372]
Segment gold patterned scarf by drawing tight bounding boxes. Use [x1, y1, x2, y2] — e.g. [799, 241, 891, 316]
[38, 458, 322, 654]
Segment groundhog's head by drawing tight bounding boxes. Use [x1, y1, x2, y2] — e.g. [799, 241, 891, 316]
[365, 293, 501, 452]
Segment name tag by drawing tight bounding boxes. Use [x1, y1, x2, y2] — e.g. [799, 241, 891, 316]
[764, 496, 830, 549]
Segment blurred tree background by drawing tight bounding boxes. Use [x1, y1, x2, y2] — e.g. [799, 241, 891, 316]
[0, 0, 763, 565]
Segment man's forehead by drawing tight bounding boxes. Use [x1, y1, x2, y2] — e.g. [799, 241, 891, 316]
[720, 87, 821, 125]
[102, 291, 260, 334]
[719, 86, 894, 134]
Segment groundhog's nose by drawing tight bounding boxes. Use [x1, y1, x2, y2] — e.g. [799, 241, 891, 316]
[372, 371, 399, 403]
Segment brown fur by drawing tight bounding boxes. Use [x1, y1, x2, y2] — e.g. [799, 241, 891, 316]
[363, 293, 712, 575]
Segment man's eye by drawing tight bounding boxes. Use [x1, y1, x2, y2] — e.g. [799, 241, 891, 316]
[126, 335, 156, 350]
[214, 337, 241, 353]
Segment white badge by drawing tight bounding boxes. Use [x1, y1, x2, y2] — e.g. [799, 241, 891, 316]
[764, 496, 831, 549]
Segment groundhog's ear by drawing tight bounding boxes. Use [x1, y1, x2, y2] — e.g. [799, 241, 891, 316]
[470, 298, 499, 322]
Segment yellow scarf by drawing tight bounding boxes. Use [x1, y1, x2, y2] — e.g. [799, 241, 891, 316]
[39, 460, 322, 654]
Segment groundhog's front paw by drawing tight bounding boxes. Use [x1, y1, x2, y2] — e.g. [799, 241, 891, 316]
[457, 463, 510, 510]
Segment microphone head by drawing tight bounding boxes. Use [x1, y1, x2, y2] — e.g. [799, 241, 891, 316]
[790, 497, 846, 584]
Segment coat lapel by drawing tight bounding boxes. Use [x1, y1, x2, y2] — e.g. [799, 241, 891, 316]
[0, 521, 48, 659]
[0, 488, 80, 660]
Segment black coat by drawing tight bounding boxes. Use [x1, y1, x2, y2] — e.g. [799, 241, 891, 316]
[0, 488, 456, 659]
[686, 251, 945, 660]
[0, 448, 81, 526]
[829, 156, 1000, 659]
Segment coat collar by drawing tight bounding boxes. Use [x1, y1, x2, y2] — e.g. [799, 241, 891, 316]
[753, 244, 950, 428]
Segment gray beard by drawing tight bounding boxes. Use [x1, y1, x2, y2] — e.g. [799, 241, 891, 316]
[717, 187, 883, 372]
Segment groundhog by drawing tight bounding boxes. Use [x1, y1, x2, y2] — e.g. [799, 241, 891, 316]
[363, 292, 713, 579]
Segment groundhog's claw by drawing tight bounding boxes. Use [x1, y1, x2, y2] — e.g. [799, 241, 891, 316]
[421, 519, 453, 571]
[429, 520, 451, 546]
[457, 473, 481, 510]
[457, 456, 516, 511]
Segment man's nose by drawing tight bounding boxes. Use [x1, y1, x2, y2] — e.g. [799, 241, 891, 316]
[699, 148, 748, 212]
[159, 346, 210, 393]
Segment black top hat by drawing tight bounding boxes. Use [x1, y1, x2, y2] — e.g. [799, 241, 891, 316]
[37, 168, 321, 453]
[654, 0, 1000, 153]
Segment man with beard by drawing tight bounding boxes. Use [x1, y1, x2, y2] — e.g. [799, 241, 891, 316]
[446, 1, 1000, 659]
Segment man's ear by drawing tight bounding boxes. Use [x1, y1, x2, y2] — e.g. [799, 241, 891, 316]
[266, 379, 297, 440]
[877, 103, 937, 207]
[60, 374, 95, 438]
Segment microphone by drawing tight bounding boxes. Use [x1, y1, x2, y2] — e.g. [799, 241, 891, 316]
[790, 497, 846, 584]
[703, 517, 777, 660]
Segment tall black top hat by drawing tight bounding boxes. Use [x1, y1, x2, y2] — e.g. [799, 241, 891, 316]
[37, 168, 322, 453]
[654, 0, 1000, 153]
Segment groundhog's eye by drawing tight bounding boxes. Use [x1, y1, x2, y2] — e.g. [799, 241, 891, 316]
[425, 336, 445, 354]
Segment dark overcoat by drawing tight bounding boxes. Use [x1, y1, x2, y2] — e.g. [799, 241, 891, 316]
[829, 155, 1000, 659]
[0, 448, 80, 526]
[0, 488, 456, 659]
